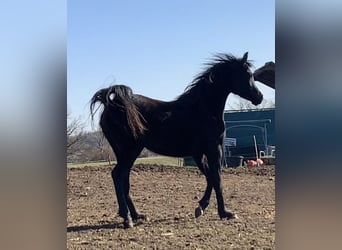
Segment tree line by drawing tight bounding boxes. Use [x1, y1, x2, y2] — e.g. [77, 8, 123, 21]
[67, 99, 274, 164]
[67, 113, 157, 164]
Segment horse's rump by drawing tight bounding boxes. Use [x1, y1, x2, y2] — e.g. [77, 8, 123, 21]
[90, 85, 146, 138]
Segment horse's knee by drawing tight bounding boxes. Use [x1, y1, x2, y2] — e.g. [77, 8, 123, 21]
[111, 166, 121, 180]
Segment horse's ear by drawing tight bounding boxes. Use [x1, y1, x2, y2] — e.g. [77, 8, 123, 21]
[242, 52, 248, 62]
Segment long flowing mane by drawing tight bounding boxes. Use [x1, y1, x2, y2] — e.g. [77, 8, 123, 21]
[176, 53, 252, 103]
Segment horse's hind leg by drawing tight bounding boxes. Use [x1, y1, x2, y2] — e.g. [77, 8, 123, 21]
[123, 167, 147, 222]
[112, 163, 133, 228]
[112, 146, 143, 228]
[193, 155, 213, 218]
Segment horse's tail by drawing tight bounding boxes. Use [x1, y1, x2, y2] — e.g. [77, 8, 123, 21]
[90, 85, 146, 138]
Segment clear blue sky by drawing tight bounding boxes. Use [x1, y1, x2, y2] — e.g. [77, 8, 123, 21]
[68, 1, 275, 129]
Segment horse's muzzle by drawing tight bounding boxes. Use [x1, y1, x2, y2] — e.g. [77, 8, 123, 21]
[252, 92, 263, 105]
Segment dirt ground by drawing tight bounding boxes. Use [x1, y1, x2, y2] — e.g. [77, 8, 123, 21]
[67, 164, 275, 249]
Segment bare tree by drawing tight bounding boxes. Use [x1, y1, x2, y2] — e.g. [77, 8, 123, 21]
[67, 113, 85, 157]
[93, 129, 115, 165]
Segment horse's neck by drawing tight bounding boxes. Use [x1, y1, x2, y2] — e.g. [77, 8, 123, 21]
[203, 89, 230, 118]
[175, 84, 229, 118]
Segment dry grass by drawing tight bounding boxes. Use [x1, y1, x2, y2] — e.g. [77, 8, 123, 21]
[67, 156, 183, 168]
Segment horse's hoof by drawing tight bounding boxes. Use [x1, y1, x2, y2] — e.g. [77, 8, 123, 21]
[195, 206, 204, 218]
[133, 213, 149, 222]
[123, 218, 134, 229]
[219, 211, 237, 220]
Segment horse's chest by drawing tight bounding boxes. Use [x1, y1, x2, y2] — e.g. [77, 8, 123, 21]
[202, 116, 225, 135]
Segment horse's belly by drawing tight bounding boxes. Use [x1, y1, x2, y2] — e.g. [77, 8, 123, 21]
[144, 136, 198, 157]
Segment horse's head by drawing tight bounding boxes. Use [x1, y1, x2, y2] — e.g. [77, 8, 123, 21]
[229, 52, 263, 105]
[210, 52, 263, 106]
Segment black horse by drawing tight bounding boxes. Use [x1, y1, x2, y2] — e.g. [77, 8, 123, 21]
[90, 52, 263, 228]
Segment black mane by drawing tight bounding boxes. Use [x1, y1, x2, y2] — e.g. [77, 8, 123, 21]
[176, 53, 253, 103]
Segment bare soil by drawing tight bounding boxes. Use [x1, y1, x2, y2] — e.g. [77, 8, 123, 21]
[67, 164, 275, 249]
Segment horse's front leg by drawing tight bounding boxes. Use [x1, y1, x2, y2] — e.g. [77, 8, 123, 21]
[195, 182, 213, 218]
[206, 145, 237, 220]
[193, 155, 213, 218]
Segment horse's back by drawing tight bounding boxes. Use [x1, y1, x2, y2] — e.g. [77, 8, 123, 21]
[132, 95, 205, 157]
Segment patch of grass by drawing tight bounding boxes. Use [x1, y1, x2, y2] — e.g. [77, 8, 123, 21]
[134, 156, 182, 166]
[67, 156, 183, 168]
[67, 161, 111, 168]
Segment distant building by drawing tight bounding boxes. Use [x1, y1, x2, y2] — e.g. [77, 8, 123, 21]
[183, 108, 275, 166]
[223, 108, 275, 160]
